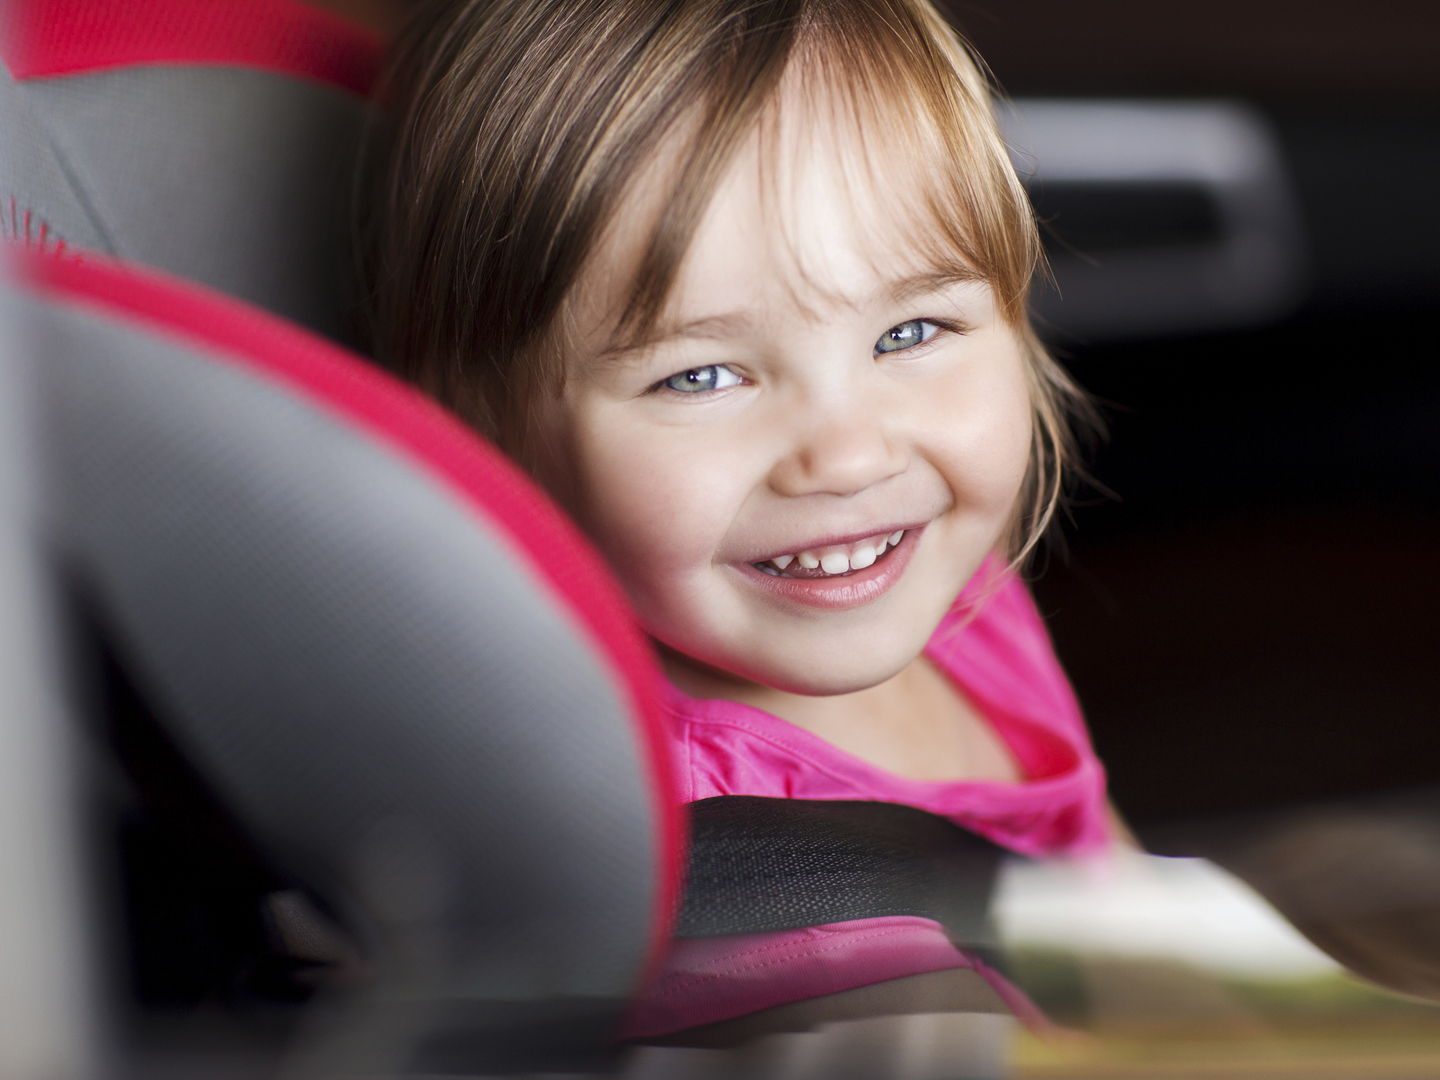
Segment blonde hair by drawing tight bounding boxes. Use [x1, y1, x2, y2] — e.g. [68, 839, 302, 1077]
[375, 0, 1096, 563]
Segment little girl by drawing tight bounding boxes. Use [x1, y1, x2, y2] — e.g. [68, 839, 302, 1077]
[375, 0, 1111, 1055]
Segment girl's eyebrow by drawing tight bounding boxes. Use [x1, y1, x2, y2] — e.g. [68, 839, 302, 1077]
[595, 271, 986, 364]
[598, 312, 753, 363]
[885, 268, 988, 304]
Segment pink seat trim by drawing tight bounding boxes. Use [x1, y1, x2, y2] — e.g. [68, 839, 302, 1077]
[623, 917, 981, 1038]
[2, 0, 383, 95]
[4, 243, 685, 967]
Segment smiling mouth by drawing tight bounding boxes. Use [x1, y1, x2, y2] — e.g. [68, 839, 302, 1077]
[751, 529, 906, 578]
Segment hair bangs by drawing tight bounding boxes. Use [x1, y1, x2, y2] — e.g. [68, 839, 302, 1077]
[616, 0, 1041, 344]
[788, 2, 1040, 325]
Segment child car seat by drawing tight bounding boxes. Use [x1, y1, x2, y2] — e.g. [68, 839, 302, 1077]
[3, 243, 684, 1075]
[3, 5, 688, 1071]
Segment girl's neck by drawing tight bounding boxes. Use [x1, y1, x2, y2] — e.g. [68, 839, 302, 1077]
[661, 647, 1021, 784]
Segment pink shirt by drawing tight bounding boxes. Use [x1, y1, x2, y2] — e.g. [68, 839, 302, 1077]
[627, 561, 1109, 1038]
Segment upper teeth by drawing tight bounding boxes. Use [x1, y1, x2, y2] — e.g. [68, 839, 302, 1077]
[760, 530, 904, 576]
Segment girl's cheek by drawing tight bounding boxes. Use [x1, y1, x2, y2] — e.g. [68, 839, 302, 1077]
[574, 414, 727, 576]
[920, 363, 1032, 508]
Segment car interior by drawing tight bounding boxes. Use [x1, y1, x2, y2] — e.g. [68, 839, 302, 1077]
[2, 0, 1438, 1077]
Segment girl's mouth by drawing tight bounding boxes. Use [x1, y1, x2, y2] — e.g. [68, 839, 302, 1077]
[736, 526, 922, 610]
[751, 529, 906, 578]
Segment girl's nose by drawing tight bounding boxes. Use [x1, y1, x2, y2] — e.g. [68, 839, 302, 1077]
[767, 405, 908, 498]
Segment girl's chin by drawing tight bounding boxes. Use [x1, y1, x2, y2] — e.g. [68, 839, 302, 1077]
[746, 661, 910, 698]
[660, 640, 915, 699]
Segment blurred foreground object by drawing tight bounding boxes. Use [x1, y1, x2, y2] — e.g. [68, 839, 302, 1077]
[3, 239, 681, 1077]
[996, 848, 1440, 1078]
[1149, 787, 1440, 1005]
[0, 259, 98, 1080]
[1001, 100, 1305, 342]
[996, 849, 1338, 984]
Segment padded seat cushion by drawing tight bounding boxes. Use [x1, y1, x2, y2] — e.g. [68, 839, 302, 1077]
[5, 244, 682, 1071]
[1, 0, 384, 341]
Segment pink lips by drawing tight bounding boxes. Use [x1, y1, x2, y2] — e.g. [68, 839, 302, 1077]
[735, 526, 922, 610]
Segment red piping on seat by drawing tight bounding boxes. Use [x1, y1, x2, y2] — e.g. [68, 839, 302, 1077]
[2, 0, 383, 96]
[5, 244, 685, 969]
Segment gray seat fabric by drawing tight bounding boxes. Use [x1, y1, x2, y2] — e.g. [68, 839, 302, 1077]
[1, 62, 370, 344]
[0, 277, 102, 1080]
[0, 63, 108, 254]
[6, 265, 670, 1074]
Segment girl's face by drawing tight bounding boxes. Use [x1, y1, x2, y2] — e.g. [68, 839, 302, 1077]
[534, 107, 1034, 696]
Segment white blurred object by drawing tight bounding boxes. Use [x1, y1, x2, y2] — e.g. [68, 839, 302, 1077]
[993, 848, 1341, 980]
[1000, 99, 1306, 341]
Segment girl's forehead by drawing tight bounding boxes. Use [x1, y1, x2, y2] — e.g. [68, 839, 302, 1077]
[572, 59, 1002, 356]
[678, 90, 982, 314]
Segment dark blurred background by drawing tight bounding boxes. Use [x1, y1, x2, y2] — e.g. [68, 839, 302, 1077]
[947, 1, 1440, 833]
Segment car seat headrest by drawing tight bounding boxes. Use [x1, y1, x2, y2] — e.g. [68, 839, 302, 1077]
[6, 245, 683, 1073]
[1, 0, 382, 343]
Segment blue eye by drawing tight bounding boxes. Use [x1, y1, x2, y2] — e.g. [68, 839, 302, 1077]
[662, 365, 743, 393]
[875, 319, 937, 355]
